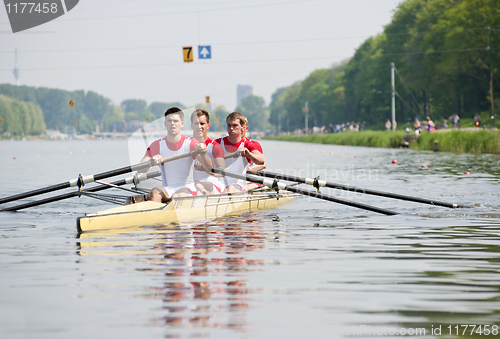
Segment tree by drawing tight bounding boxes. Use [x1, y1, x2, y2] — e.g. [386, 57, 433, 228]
[148, 101, 185, 118]
[0, 95, 45, 135]
[212, 105, 230, 131]
[120, 99, 147, 114]
[235, 95, 269, 131]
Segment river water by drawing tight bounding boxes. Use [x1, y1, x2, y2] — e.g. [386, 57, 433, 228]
[0, 139, 499, 339]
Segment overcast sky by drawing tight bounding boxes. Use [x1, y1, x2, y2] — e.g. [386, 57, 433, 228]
[0, 0, 402, 111]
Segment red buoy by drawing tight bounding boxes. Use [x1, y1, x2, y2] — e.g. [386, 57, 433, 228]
[422, 164, 428, 169]
[370, 158, 374, 161]
[392, 159, 397, 164]
[464, 171, 470, 175]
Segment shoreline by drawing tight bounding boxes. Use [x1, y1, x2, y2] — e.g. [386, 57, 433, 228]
[265, 129, 500, 154]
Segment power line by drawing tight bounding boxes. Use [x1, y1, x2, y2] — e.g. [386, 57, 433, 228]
[394, 66, 425, 117]
[0, 35, 374, 54]
[395, 92, 420, 117]
[0, 26, 497, 54]
[380, 46, 499, 57]
[0, 55, 348, 72]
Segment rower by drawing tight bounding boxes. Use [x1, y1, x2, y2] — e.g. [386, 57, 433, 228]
[139, 107, 212, 203]
[214, 112, 266, 193]
[190, 109, 226, 195]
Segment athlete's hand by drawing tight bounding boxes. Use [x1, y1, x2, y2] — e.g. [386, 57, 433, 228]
[237, 147, 250, 158]
[196, 143, 207, 154]
[152, 154, 163, 166]
[194, 161, 203, 171]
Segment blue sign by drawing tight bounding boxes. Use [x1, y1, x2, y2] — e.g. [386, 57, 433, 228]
[198, 46, 211, 59]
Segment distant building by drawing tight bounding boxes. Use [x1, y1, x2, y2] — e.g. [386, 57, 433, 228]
[237, 84, 254, 106]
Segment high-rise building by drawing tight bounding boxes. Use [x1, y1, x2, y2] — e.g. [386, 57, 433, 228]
[236, 85, 253, 106]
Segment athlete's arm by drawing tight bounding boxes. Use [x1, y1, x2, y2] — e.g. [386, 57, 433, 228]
[138, 140, 162, 173]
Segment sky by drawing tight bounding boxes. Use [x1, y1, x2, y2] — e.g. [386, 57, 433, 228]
[0, 0, 403, 111]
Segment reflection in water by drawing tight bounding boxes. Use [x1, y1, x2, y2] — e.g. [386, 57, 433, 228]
[78, 215, 268, 337]
[76, 214, 500, 338]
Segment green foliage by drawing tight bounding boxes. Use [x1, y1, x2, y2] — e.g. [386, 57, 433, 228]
[411, 130, 500, 153]
[0, 84, 114, 133]
[269, 0, 500, 131]
[0, 94, 46, 135]
[148, 101, 185, 118]
[236, 95, 270, 131]
[121, 99, 147, 113]
[212, 105, 230, 131]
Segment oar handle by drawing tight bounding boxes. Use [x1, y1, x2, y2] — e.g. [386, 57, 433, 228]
[224, 151, 240, 159]
[212, 168, 398, 216]
[159, 149, 201, 165]
[250, 170, 465, 209]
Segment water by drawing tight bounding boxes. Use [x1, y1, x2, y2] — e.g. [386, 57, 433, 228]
[1, 139, 499, 339]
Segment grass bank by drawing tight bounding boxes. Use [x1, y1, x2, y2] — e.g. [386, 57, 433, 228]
[268, 131, 405, 148]
[266, 130, 500, 154]
[412, 130, 500, 154]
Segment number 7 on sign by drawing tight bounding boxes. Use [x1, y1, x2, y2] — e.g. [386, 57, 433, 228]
[183, 47, 193, 63]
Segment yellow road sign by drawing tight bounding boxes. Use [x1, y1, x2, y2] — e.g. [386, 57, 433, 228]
[205, 96, 210, 103]
[69, 99, 75, 108]
[183, 47, 193, 62]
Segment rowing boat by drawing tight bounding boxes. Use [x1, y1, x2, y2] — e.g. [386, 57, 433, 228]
[76, 188, 297, 233]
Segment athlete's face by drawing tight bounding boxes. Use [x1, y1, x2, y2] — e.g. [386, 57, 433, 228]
[191, 115, 209, 141]
[164, 114, 184, 135]
[227, 119, 245, 141]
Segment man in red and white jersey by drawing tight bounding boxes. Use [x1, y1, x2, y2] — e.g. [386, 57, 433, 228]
[190, 109, 226, 195]
[139, 107, 212, 203]
[213, 112, 266, 193]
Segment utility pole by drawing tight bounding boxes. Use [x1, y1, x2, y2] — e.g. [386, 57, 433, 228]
[278, 112, 281, 134]
[303, 101, 309, 133]
[391, 63, 396, 132]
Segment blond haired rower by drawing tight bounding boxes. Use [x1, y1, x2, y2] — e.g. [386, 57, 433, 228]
[190, 109, 226, 195]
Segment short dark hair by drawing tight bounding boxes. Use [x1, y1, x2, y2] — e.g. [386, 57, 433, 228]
[191, 109, 210, 124]
[164, 107, 184, 120]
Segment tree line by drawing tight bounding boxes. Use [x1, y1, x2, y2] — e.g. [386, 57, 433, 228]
[268, 0, 499, 132]
[0, 84, 189, 135]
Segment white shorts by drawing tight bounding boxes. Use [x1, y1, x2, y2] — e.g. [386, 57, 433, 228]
[164, 183, 198, 197]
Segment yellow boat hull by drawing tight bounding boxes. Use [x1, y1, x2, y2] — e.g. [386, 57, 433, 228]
[77, 190, 296, 233]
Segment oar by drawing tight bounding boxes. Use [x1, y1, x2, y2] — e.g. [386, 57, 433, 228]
[0, 150, 200, 205]
[248, 170, 464, 209]
[1, 171, 161, 212]
[212, 168, 398, 216]
[224, 151, 239, 159]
